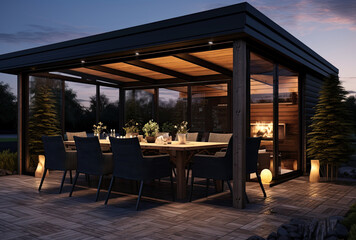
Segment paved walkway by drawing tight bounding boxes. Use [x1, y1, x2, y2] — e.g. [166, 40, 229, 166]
[0, 173, 355, 239]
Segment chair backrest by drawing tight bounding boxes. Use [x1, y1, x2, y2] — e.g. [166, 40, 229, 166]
[66, 131, 87, 141]
[42, 135, 66, 170]
[187, 132, 199, 141]
[208, 133, 232, 142]
[109, 137, 146, 180]
[246, 137, 262, 174]
[174, 132, 199, 141]
[74, 136, 103, 175]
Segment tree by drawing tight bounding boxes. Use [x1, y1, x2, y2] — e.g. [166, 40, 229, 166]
[0, 81, 17, 133]
[64, 87, 85, 131]
[307, 75, 352, 177]
[28, 84, 61, 168]
[345, 96, 356, 135]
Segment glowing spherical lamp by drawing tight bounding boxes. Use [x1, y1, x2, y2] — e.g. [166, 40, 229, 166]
[260, 169, 273, 184]
[309, 160, 320, 182]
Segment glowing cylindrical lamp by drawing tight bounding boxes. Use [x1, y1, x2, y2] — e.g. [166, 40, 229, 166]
[261, 169, 273, 184]
[35, 155, 48, 178]
[309, 160, 320, 182]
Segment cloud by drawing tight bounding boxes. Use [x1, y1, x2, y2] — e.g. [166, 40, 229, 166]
[0, 24, 90, 44]
[249, 0, 356, 33]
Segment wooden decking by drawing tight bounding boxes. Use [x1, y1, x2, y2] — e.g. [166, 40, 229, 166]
[0, 173, 355, 239]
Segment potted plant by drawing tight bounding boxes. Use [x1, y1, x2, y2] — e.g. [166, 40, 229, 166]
[93, 122, 106, 139]
[123, 119, 140, 137]
[161, 122, 175, 134]
[175, 121, 188, 144]
[142, 120, 159, 143]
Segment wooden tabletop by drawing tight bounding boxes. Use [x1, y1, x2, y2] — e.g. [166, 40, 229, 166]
[64, 140, 227, 151]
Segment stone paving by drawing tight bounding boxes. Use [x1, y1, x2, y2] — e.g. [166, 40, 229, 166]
[0, 173, 355, 239]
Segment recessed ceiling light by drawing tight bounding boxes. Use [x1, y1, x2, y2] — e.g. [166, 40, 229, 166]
[208, 41, 213, 45]
[135, 52, 140, 56]
[81, 60, 85, 64]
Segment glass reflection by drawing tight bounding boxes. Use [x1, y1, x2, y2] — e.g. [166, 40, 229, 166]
[250, 53, 274, 173]
[125, 89, 154, 126]
[278, 65, 299, 175]
[191, 83, 229, 138]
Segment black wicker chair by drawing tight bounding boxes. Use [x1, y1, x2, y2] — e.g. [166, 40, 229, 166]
[69, 136, 113, 201]
[105, 137, 174, 210]
[189, 137, 265, 202]
[39, 136, 76, 193]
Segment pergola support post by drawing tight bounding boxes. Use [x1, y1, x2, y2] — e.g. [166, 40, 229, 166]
[17, 73, 29, 175]
[232, 40, 247, 209]
[118, 88, 126, 135]
[96, 84, 100, 123]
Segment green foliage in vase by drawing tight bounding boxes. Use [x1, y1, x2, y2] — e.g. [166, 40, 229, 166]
[307, 74, 353, 167]
[175, 121, 189, 134]
[123, 119, 140, 134]
[28, 84, 61, 168]
[142, 120, 159, 137]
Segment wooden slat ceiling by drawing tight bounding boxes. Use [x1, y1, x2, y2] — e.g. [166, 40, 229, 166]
[104, 62, 173, 80]
[190, 48, 233, 70]
[64, 48, 233, 87]
[71, 67, 137, 82]
[141, 56, 219, 76]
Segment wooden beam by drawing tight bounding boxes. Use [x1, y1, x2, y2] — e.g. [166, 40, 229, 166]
[118, 88, 126, 135]
[17, 73, 29, 175]
[96, 84, 100, 123]
[125, 60, 196, 82]
[232, 40, 247, 209]
[32, 72, 120, 88]
[60, 69, 124, 87]
[123, 79, 230, 90]
[174, 53, 233, 78]
[273, 64, 279, 178]
[86, 65, 155, 84]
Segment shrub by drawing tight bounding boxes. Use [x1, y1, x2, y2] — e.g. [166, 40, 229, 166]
[0, 149, 17, 172]
[348, 224, 356, 240]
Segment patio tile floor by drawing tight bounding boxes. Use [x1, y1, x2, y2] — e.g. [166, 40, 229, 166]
[0, 173, 355, 239]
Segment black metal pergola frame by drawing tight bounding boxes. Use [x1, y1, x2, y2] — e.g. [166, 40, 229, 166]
[0, 2, 338, 208]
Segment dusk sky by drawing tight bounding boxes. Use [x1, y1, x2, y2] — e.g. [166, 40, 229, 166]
[1, 0, 356, 100]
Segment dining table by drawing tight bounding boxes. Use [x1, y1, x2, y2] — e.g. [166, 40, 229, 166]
[64, 139, 228, 200]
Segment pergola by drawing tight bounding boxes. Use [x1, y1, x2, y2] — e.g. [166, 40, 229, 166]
[0, 2, 338, 208]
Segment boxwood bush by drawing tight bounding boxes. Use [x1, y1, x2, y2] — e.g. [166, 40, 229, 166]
[0, 149, 17, 173]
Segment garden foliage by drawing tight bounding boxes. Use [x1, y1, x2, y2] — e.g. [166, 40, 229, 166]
[307, 75, 353, 166]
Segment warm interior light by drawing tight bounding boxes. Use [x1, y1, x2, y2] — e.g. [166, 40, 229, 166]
[309, 160, 320, 182]
[35, 155, 47, 178]
[261, 169, 273, 184]
[252, 122, 273, 138]
[208, 41, 213, 45]
[135, 52, 140, 56]
[81, 60, 85, 64]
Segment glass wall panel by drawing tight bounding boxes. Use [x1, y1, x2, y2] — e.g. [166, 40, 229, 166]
[250, 53, 274, 173]
[158, 87, 187, 131]
[125, 89, 154, 127]
[191, 83, 229, 139]
[278, 65, 299, 175]
[99, 86, 120, 132]
[28, 76, 63, 171]
[65, 82, 95, 133]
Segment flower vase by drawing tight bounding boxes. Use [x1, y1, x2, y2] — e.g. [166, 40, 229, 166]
[177, 133, 187, 144]
[94, 133, 100, 139]
[146, 136, 156, 143]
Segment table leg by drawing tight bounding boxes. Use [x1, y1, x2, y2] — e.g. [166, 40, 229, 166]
[175, 151, 187, 200]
